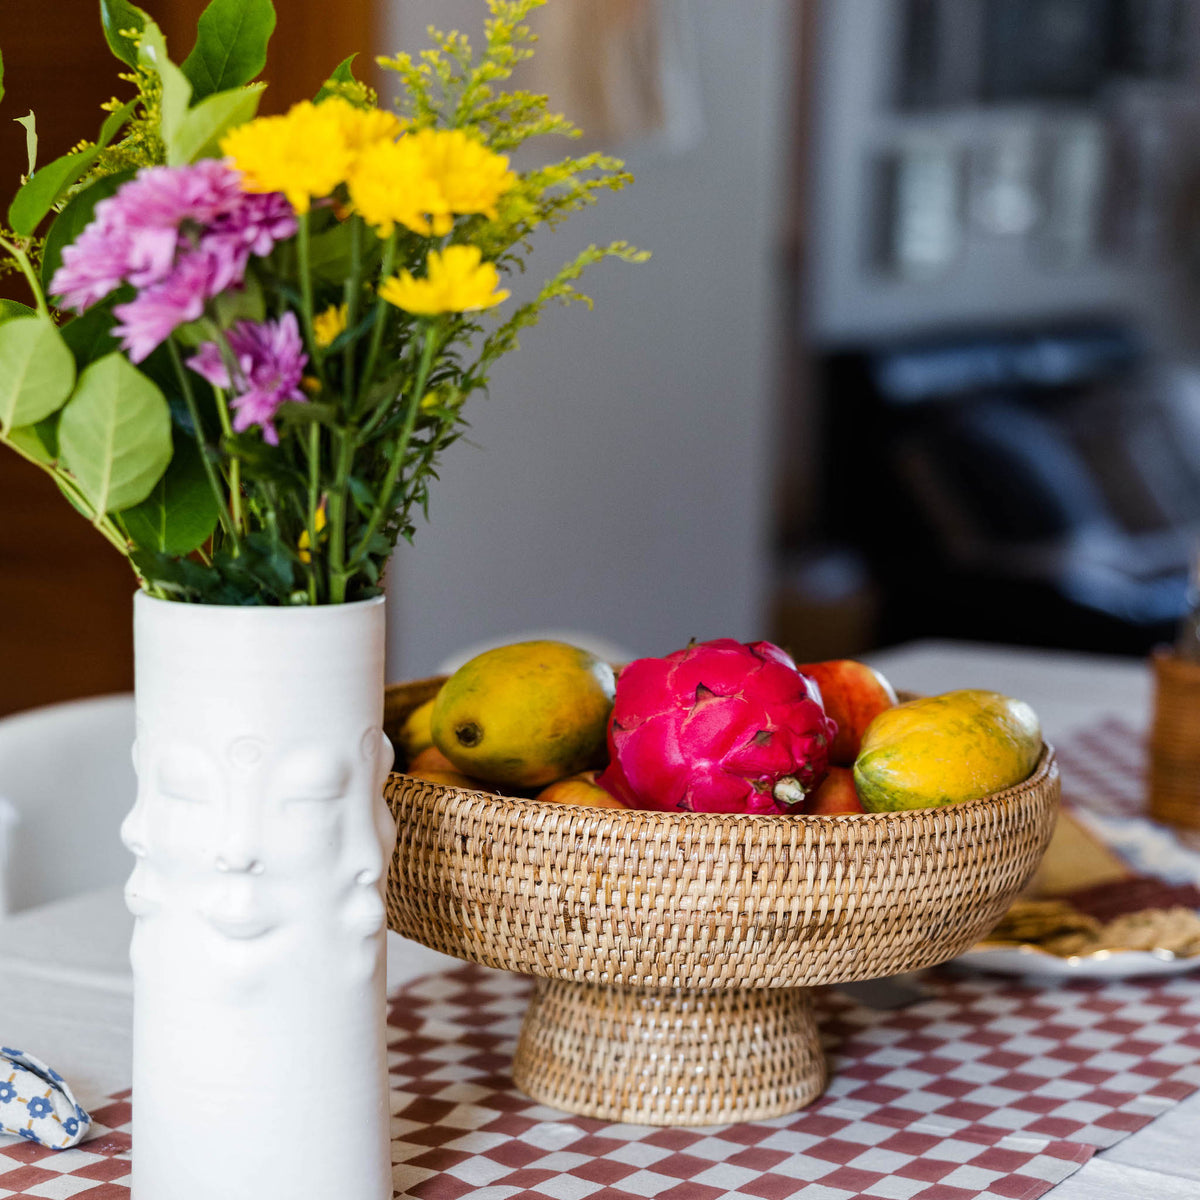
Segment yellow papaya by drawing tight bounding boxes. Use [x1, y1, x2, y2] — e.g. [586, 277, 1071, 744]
[397, 696, 438, 762]
[432, 640, 616, 788]
[853, 689, 1041, 812]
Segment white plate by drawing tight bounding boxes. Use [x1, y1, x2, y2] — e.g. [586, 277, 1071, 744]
[956, 942, 1200, 981]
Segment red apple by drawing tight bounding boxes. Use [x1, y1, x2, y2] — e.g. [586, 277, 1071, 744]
[796, 659, 898, 766]
[803, 766, 864, 814]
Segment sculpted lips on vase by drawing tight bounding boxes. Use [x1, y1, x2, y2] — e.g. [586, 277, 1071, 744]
[343, 873, 386, 938]
[202, 876, 277, 941]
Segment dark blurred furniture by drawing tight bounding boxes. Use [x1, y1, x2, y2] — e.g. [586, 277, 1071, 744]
[816, 324, 1200, 654]
[900, 0, 1188, 110]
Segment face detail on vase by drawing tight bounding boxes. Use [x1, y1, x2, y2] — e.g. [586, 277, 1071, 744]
[123, 722, 393, 955]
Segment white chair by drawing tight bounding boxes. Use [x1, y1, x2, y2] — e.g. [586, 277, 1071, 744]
[0, 694, 136, 917]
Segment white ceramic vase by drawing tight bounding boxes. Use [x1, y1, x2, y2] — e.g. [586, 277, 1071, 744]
[123, 593, 395, 1200]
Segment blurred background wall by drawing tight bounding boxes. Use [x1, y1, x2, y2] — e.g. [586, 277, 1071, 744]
[381, 0, 797, 678]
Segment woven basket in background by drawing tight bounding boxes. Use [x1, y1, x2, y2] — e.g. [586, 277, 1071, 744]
[1149, 650, 1200, 831]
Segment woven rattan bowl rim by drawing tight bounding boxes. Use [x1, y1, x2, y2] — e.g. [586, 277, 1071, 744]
[384, 677, 1060, 989]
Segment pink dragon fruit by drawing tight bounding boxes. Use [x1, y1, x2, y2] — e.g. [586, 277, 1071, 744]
[597, 638, 837, 814]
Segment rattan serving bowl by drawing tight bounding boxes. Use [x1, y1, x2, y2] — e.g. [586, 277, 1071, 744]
[383, 677, 1060, 1126]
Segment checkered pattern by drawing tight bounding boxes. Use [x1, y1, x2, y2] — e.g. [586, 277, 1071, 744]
[4, 718, 1198, 1200]
[1053, 716, 1146, 818]
[0, 1096, 130, 1197]
[385, 967, 1101, 1200]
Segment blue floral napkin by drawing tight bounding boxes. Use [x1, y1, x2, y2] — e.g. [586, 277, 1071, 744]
[0, 1047, 91, 1148]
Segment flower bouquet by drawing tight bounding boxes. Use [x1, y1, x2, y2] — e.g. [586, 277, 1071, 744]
[0, 2, 641, 1195]
[1, 0, 641, 605]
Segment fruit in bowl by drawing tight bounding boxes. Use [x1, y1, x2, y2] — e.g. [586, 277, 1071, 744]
[534, 770, 627, 809]
[795, 658, 898, 765]
[597, 638, 836, 813]
[401, 637, 1045, 819]
[431, 640, 616, 788]
[854, 689, 1042, 811]
[803, 765, 864, 814]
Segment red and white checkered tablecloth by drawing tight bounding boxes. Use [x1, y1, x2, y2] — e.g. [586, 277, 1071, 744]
[5, 716, 1199, 1200]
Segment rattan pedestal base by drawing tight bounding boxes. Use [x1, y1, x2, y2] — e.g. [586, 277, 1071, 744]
[512, 978, 827, 1126]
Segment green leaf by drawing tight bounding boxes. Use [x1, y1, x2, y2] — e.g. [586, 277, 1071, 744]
[8, 425, 50, 463]
[15, 111, 37, 175]
[0, 315, 76, 433]
[42, 169, 136, 290]
[211, 270, 264, 326]
[0, 45, 5, 108]
[58, 353, 173, 513]
[100, 0, 152, 67]
[138, 20, 191, 148]
[0, 299, 36, 322]
[307, 218, 381, 284]
[8, 413, 59, 464]
[61, 304, 121, 369]
[13, 93, 137, 237]
[181, 0, 276, 100]
[314, 54, 358, 102]
[8, 148, 100, 236]
[120, 434, 219, 554]
[33, 412, 60, 459]
[56, 475, 95, 519]
[166, 82, 264, 166]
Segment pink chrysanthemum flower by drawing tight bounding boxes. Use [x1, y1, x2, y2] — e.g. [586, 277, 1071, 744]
[51, 161, 295, 360]
[112, 253, 220, 364]
[188, 313, 308, 445]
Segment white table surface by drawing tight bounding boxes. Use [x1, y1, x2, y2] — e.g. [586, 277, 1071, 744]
[0, 639, 1192, 1200]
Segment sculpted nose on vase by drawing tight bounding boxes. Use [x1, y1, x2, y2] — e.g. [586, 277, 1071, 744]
[217, 779, 265, 878]
[216, 853, 264, 875]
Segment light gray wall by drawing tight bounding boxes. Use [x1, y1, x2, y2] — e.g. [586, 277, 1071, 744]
[381, 1, 796, 678]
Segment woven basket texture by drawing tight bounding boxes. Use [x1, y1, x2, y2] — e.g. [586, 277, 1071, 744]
[383, 679, 1060, 991]
[513, 979, 826, 1125]
[1149, 650, 1200, 831]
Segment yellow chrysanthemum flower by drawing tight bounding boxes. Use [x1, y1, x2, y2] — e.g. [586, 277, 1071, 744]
[222, 101, 355, 214]
[313, 303, 349, 347]
[347, 127, 516, 238]
[378, 245, 509, 315]
[330, 100, 404, 154]
[414, 128, 517, 234]
[346, 138, 442, 238]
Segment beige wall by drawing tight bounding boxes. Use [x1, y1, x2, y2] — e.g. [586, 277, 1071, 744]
[382, 0, 798, 677]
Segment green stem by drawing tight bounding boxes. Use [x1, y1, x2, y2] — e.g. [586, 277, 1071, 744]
[348, 321, 439, 569]
[0, 235, 49, 317]
[327, 430, 356, 604]
[342, 216, 364, 403]
[211, 386, 244, 534]
[305, 421, 321, 604]
[358, 230, 399, 408]
[167, 340, 239, 551]
[297, 212, 323, 379]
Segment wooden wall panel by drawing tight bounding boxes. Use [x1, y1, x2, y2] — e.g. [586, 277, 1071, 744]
[0, 0, 140, 716]
[162, 0, 378, 112]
